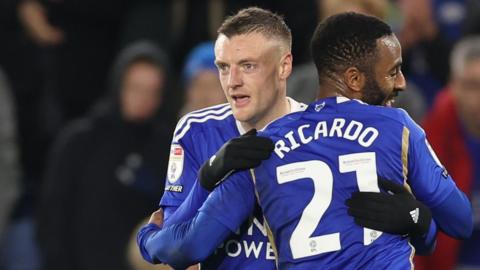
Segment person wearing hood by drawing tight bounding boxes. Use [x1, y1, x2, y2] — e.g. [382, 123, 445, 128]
[37, 41, 172, 270]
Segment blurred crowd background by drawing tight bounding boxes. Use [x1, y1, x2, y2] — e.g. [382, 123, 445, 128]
[0, 0, 479, 270]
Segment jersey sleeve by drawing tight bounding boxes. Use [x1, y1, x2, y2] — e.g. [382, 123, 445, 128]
[159, 121, 202, 213]
[140, 212, 232, 268]
[163, 179, 210, 227]
[404, 113, 456, 207]
[404, 112, 472, 238]
[199, 170, 255, 232]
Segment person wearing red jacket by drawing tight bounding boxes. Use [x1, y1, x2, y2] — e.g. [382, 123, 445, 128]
[418, 36, 480, 270]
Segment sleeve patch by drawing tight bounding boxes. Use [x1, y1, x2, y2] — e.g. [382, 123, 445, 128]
[167, 144, 184, 183]
[165, 185, 184, 192]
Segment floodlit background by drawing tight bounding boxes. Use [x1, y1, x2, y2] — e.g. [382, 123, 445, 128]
[0, 0, 478, 269]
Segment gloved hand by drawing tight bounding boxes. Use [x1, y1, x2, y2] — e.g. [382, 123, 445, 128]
[199, 129, 274, 191]
[346, 177, 432, 237]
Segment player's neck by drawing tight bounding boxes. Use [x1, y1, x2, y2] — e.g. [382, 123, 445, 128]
[240, 97, 290, 131]
[319, 79, 361, 100]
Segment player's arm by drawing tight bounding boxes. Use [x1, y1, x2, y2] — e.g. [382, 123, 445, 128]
[163, 179, 210, 226]
[160, 128, 272, 228]
[139, 171, 256, 268]
[139, 129, 272, 264]
[348, 116, 472, 242]
[138, 209, 231, 267]
[402, 115, 472, 239]
[137, 179, 212, 264]
[407, 135, 472, 239]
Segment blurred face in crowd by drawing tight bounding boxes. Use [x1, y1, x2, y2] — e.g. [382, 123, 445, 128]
[185, 70, 225, 112]
[214, 32, 292, 129]
[362, 35, 406, 106]
[121, 61, 164, 122]
[451, 58, 480, 137]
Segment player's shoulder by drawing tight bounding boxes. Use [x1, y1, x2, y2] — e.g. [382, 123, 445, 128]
[346, 100, 425, 139]
[340, 99, 414, 125]
[298, 97, 423, 137]
[366, 105, 409, 124]
[260, 109, 306, 138]
[368, 105, 423, 134]
[172, 103, 234, 143]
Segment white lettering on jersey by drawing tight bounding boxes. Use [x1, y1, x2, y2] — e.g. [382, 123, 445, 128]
[329, 118, 346, 137]
[298, 124, 313, 144]
[285, 131, 301, 150]
[274, 118, 379, 159]
[343, 120, 364, 141]
[226, 240, 242, 257]
[314, 121, 328, 139]
[266, 242, 276, 260]
[358, 127, 379, 147]
[243, 241, 263, 258]
[214, 217, 275, 260]
[219, 239, 274, 260]
[274, 140, 291, 159]
[247, 217, 268, 236]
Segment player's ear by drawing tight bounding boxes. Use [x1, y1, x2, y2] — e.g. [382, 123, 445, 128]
[278, 52, 293, 80]
[343, 67, 365, 94]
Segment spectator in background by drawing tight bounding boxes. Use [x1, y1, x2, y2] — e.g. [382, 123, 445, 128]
[37, 41, 172, 270]
[0, 69, 19, 239]
[464, 0, 480, 35]
[17, 0, 129, 121]
[179, 42, 225, 116]
[0, 0, 55, 228]
[394, 0, 463, 104]
[418, 36, 480, 270]
[0, 68, 21, 268]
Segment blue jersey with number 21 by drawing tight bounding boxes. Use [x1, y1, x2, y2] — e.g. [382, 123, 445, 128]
[202, 96, 458, 269]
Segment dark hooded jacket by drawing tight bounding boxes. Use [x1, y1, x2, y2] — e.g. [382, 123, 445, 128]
[37, 41, 172, 270]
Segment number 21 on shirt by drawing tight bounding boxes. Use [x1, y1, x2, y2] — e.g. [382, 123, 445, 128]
[276, 152, 382, 259]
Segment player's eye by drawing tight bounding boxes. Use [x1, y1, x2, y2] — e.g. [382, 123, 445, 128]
[216, 63, 229, 74]
[243, 63, 256, 72]
[390, 66, 401, 78]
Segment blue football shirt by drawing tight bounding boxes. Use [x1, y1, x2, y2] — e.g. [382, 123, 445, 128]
[159, 99, 306, 269]
[201, 96, 459, 269]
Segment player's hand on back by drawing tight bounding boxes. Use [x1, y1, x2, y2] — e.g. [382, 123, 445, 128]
[346, 177, 432, 237]
[199, 129, 274, 191]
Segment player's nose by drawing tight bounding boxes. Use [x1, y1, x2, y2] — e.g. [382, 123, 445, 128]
[395, 70, 406, 92]
[227, 66, 242, 89]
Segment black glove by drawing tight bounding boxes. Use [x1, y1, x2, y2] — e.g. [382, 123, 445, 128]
[199, 129, 274, 191]
[346, 177, 432, 237]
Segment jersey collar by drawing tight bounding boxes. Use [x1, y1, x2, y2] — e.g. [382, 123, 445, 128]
[235, 97, 307, 135]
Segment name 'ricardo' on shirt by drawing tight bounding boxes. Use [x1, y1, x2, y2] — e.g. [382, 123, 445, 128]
[274, 118, 379, 159]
